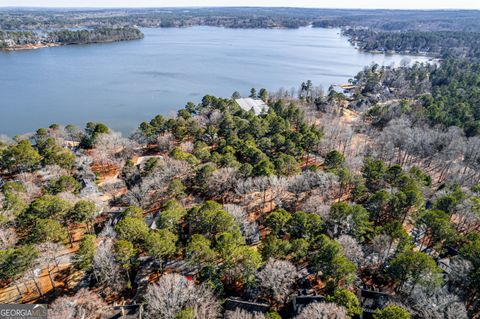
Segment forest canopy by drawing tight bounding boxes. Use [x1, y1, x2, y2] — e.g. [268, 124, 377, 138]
[1, 6, 480, 319]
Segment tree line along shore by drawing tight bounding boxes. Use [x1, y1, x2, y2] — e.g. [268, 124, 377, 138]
[0, 27, 144, 50]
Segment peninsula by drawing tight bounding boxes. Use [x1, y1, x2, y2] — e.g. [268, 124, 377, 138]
[0, 27, 144, 51]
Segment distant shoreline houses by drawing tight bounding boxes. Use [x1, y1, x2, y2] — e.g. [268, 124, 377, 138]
[332, 83, 357, 98]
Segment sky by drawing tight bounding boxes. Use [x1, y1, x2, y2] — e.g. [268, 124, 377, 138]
[0, 0, 479, 10]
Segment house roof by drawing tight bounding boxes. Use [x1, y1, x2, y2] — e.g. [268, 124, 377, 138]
[293, 295, 326, 305]
[110, 304, 143, 319]
[235, 98, 268, 115]
[224, 298, 270, 313]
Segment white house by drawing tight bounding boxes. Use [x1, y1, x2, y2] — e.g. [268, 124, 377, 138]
[235, 98, 268, 115]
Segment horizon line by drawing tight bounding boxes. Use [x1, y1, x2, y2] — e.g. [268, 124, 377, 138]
[0, 6, 479, 11]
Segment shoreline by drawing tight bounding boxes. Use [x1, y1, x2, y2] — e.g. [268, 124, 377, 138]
[2, 42, 61, 51]
[1, 36, 144, 52]
[1, 27, 144, 52]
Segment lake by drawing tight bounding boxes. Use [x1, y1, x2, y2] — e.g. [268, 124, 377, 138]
[0, 26, 428, 136]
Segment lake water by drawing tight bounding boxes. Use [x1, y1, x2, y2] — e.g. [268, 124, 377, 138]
[0, 26, 428, 136]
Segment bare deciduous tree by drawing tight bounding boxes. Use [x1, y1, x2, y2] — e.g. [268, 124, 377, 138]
[224, 204, 247, 224]
[453, 197, 480, 234]
[407, 287, 468, 319]
[318, 114, 355, 157]
[269, 176, 289, 211]
[49, 289, 111, 319]
[92, 131, 138, 168]
[256, 258, 298, 304]
[301, 195, 330, 219]
[440, 257, 472, 295]
[224, 204, 260, 244]
[75, 155, 97, 187]
[157, 133, 175, 152]
[343, 155, 364, 175]
[367, 115, 480, 186]
[225, 308, 266, 319]
[294, 302, 347, 319]
[20, 264, 43, 298]
[206, 109, 223, 125]
[336, 235, 364, 266]
[362, 234, 396, 268]
[235, 176, 264, 209]
[180, 141, 194, 153]
[38, 165, 68, 183]
[16, 172, 41, 201]
[287, 172, 339, 208]
[0, 226, 17, 249]
[37, 242, 65, 291]
[92, 239, 126, 293]
[56, 191, 78, 203]
[126, 158, 191, 207]
[207, 168, 238, 200]
[144, 273, 220, 319]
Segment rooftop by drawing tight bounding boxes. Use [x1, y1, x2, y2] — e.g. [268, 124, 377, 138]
[224, 298, 270, 313]
[235, 98, 268, 115]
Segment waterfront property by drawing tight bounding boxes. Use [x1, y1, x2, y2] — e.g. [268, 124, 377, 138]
[235, 98, 268, 115]
[0, 27, 429, 136]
